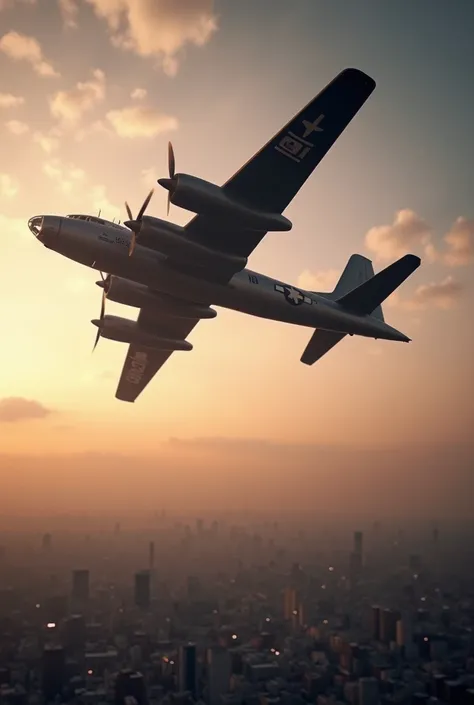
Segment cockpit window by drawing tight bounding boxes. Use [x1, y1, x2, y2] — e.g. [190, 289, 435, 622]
[67, 214, 122, 228]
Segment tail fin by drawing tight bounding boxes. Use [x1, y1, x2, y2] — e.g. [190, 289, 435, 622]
[336, 254, 421, 315]
[316, 254, 385, 321]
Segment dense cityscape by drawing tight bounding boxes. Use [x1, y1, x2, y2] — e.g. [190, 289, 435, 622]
[0, 515, 473, 705]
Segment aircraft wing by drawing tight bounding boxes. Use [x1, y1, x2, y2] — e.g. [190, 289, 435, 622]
[182, 68, 376, 272]
[115, 305, 201, 403]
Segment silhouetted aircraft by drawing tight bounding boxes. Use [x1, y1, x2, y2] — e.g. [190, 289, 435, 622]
[29, 68, 420, 402]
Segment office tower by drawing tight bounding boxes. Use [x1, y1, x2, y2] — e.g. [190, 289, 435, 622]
[379, 608, 399, 644]
[42, 533, 52, 551]
[354, 530, 363, 558]
[148, 541, 155, 570]
[42, 645, 65, 702]
[72, 569, 89, 602]
[196, 518, 203, 533]
[359, 678, 379, 705]
[134, 571, 151, 610]
[207, 647, 231, 705]
[283, 587, 297, 620]
[179, 643, 197, 697]
[63, 614, 86, 654]
[372, 605, 381, 641]
[115, 669, 147, 705]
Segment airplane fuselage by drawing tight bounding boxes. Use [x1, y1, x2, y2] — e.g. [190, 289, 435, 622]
[30, 214, 408, 342]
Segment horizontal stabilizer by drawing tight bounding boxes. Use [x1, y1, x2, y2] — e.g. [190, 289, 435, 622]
[337, 254, 421, 315]
[301, 329, 347, 366]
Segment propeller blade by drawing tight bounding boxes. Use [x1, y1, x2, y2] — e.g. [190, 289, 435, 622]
[137, 189, 154, 221]
[92, 326, 101, 352]
[99, 288, 106, 320]
[125, 202, 133, 221]
[128, 232, 137, 257]
[167, 191, 170, 216]
[168, 141, 175, 178]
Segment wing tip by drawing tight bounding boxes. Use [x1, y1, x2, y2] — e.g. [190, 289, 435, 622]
[340, 67, 376, 92]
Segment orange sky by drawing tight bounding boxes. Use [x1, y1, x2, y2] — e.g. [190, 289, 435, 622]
[0, 1, 473, 518]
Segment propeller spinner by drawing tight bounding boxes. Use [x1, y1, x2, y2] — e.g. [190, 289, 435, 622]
[124, 189, 154, 256]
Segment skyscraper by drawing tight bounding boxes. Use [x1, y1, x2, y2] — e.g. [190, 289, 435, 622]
[148, 541, 155, 570]
[72, 569, 89, 602]
[207, 647, 231, 705]
[134, 571, 151, 610]
[42, 645, 65, 702]
[283, 587, 297, 620]
[114, 669, 147, 705]
[179, 643, 197, 698]
[354, 531, 363, 560]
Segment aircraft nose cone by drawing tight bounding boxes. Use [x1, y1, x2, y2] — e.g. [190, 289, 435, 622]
[91, 319, 100, 327]
[96, 281, 105, 288]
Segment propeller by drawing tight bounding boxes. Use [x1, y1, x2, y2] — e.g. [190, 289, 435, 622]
[158, 141, 177, 216]
[92, 271, 111, 351]
[124, 189, 154, 256]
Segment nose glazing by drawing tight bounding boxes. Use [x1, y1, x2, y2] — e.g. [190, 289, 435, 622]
[28, 215, 61, 244]
[28, 215, 43, 237]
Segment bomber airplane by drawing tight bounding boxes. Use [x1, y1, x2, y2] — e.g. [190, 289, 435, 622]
[28, 68, 420, 403]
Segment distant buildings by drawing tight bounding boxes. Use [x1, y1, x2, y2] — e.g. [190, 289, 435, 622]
[134, 570, 151, 610]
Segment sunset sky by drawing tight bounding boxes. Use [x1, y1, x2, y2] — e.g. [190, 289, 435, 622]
[0, 0, 472, 516]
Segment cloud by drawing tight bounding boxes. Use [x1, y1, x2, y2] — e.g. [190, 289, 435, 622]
[0, 31, 59, 77]
[50, 69, 105, 125]
[42, 158, 85, 193]
[427, 217, 474, 268]
[0, 173, 19, 198]
[0, 92, 25, 108]
[5, 119, 29, 135]
[57, 0, 79, 27]
[106, 105, 178, 138]
[86, 0, 217, 75]
[297, 269, 339, 292]
[33, 130, 60, 153]
[0, 397, 53, 423]
[141, 165, 159, 187]
[0, 0, 36, 8]
[365, 209, 432, 261]
[131, 87, 147, 100]
[395, 276, 464, 311]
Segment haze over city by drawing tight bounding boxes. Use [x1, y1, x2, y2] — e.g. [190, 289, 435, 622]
[0, 0, 473, 519]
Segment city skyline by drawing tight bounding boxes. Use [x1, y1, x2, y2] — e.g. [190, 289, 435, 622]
[0, 1, 473, 514]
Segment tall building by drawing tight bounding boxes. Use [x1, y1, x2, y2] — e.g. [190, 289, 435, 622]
[354, 531, 363, 560]
[134, 571, 151, 610]
[207, 647, 231, 705]
[372, 606, 381, 641]
[42, 533, 52, 551]
[63, 614, 86, 654]
[42, 645, 65, 702]
[148, 541, 155, 570]
[114, 669, 147, 705]
[379, 608, 399, 644]
[359, 677, 379, 705]
[283, 587, 297, 620]
[72, 569, 89, 602]
[179, 643, 197, 698]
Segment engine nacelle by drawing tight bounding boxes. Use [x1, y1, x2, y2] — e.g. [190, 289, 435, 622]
[91, 315, 193, 351]
[158, 173, 292, 232]
[98, 277, 217, 320]
[139, 216, 247, 270]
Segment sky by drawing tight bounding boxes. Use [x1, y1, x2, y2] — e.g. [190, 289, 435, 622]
[0, 0, 473, 517]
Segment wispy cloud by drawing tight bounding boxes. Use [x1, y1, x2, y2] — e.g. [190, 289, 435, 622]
[0, 92, 25, 108]
[0, 31, 59, 77]
[86, 0, 218, 76]
[50, 69, 105, 125]
[106, 105, 178, 138]
[0, 397, 53, 423]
